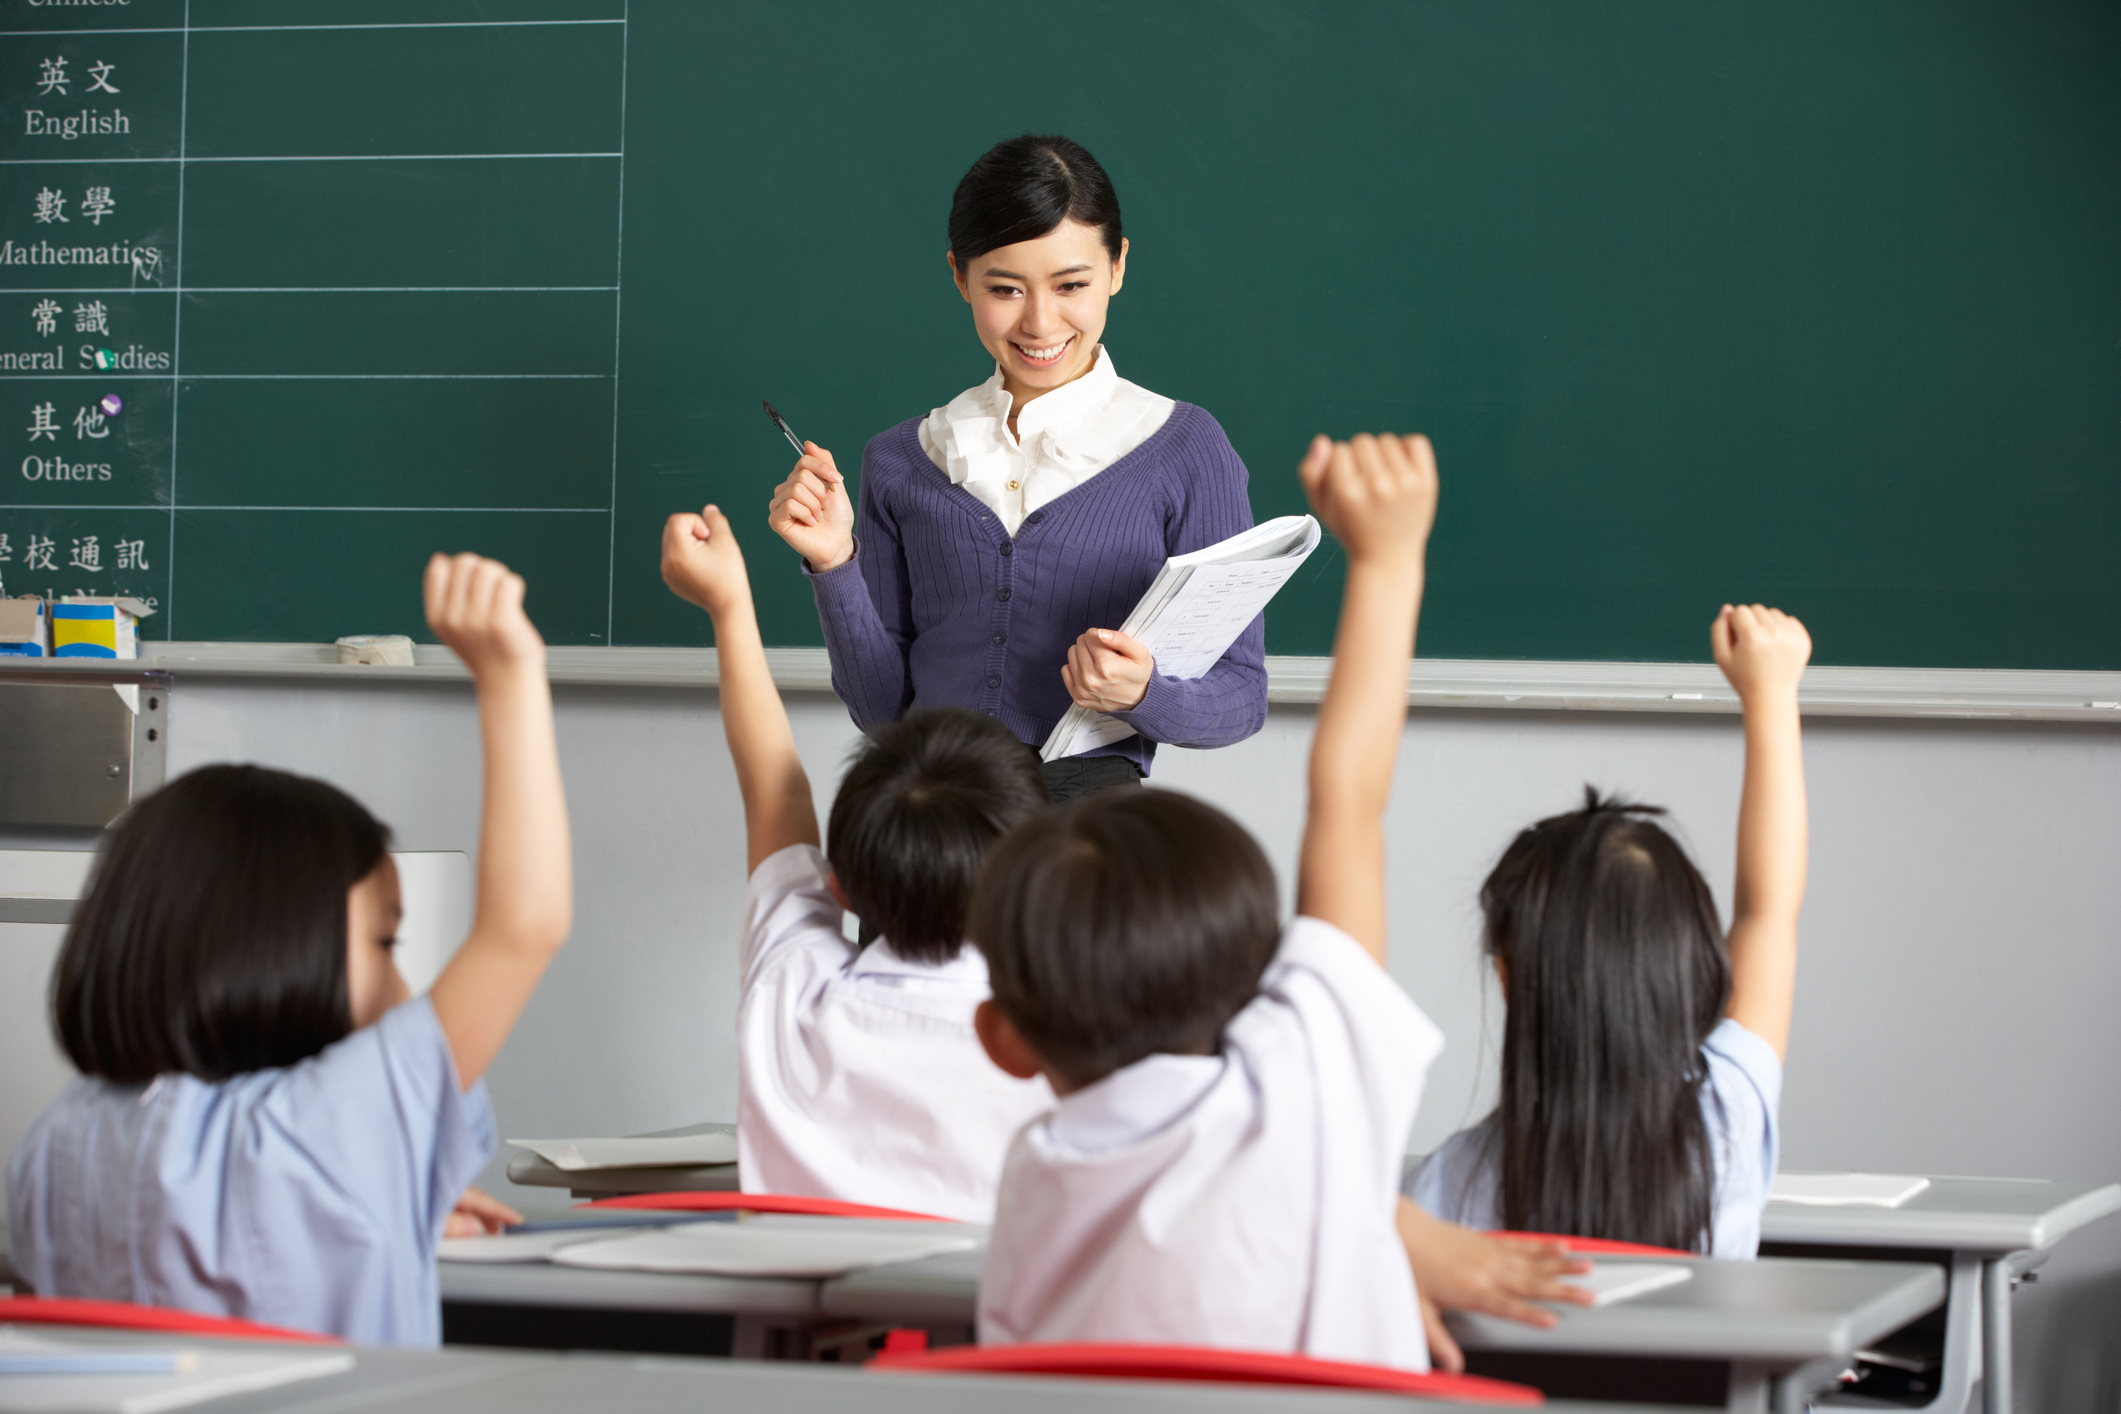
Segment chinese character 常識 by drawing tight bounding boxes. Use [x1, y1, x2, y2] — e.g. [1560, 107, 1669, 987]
[27, 403, 60, 442]
[37, 57, 69, 96]
[69, 536, 102, 572]
[79, 187, 115, 225]
[33, 188, 67, 225]
[86, 61, 118, 95]
[25, 535, 56, 572]
[74, 301, 109, 336]
[74, 406, 109, 440]
[31, 299, 61, 337]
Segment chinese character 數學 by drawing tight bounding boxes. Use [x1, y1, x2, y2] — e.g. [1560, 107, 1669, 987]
[79, 187, 115, 225]
[70, 536, 101, 572]
[115, 538, 148, 570]
[33, 188, 67, 225]
[86, 61, 118, 95]
[37, 57, 69, 96]
[74, 301, 108, 336]
[74, 406, 109, 440]
[27, 403, 59, 442]
[31, 299, 61, 337]
[25, 536, 56, 572]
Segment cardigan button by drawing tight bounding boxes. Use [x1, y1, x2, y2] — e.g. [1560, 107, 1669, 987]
[986, 676, 1001, 689]
[996, 589, 1011, 602]
[1027, 511, 1044, 524]
[999, 542, 1013, 556]
[992, 633, 1006, 645]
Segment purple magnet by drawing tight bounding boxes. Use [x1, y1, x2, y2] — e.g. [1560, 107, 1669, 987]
[98, 394, 122, 417]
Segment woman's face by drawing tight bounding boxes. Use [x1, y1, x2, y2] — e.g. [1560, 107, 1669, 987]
[951, 219, 1127, 404]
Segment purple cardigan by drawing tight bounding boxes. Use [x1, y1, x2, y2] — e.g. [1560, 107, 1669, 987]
[807, 404, 1268, 776]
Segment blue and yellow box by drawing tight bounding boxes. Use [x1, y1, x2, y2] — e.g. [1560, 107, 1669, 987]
[0, 596, 48, 657]
[53, 596, 154, 659]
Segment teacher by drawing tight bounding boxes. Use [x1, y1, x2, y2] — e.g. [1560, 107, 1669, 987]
[768, 135, 1267, 800]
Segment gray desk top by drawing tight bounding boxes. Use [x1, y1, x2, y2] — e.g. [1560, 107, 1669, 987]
[1758, 1176, 2121, 1253]
[13, 1331, 1676, 1414]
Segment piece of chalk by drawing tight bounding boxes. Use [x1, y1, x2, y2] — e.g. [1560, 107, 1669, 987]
[336, 634, 415, 667]
[99, 393, 123, 417]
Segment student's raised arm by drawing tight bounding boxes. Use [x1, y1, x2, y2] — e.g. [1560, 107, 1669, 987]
[1294, 433, 1439, 963]
[663, 505, 819, 874]
[1711, 603, 1811, 1060]
[423, 553, 573, 1089]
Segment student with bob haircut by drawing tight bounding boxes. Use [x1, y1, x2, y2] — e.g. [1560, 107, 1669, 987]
[768, 133, 1267, 802]
[663, 504, 1054, 1223]
[1407, 605, 1810, 1257]
[965, 433, 1583, 1369]
[7, 553, 572, 1345]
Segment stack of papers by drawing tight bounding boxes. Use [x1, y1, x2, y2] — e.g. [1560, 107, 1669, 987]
[505, 1132, 738, 1171]
[1769, 1173, 1931, 1208]
[0, 1327, 352, 1413]
[1558, 1263, 1694, 1307]
[1041, 516, 1322, 762]
[550, 1219, 977, 1279]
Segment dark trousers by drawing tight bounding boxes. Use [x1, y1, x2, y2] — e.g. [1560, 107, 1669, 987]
[1041, 754, 1145, 803]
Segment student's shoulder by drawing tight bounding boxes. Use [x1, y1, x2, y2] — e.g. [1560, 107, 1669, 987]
[1702, 1015, 1784, 1110]
[741, 842, 852, 983]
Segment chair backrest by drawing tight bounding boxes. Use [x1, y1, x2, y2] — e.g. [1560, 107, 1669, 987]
[0, 1295, 340, 1345]
[1491, 1230, 1695, 1258]
[583, 1191, 952, 1222]
[868, 1341, 1543, 1406]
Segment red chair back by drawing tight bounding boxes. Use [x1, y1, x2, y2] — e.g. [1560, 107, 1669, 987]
[1491, 1230, 1695, 1258]
[583, 1191, 953, 1222]
[0, 1295, 340, 1345]
[869, 1341, 1543, 1405]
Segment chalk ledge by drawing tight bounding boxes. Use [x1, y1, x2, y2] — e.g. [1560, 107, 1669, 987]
[2, 642, 2117, 722]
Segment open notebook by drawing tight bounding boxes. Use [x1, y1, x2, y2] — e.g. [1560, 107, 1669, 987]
[1558, 1262, 1694, 1307]
[1769, 1173, 1931, 1207]
[1040, 515, 1322, 762]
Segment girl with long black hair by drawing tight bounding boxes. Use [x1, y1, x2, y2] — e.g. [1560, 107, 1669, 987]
[1407, 604, 1812, 1256]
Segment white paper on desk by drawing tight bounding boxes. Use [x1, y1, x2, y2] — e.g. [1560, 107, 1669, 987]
[438, 1227, 657, 1263]
[1769, 1173, 1931, 1207]
[1039, 515, 1322, 763]
[1560, 1262, 1694, 1307]
[0, 1328, 353, 1414]
[505, 1133, 739, 1171]
[549, 1220, 976, 1279]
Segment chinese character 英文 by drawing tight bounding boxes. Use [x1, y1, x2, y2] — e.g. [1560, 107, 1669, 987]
[86, 61, 118, 95]
[79, 187, 115, 225]
[31, 299, 61, 337]
[37, 57, 68, 96]
[116, 538, 148, 570]
[25, 536, 56, 572]
[74, 301, 108, 336]
[27, 403, 59, 442]
[69, 536, 101, 572]
[34, 188, 67, 225]
[74, 406, 108, 440]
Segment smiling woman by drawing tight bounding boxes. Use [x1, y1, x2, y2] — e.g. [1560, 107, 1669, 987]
[768, 135, 1268, 799]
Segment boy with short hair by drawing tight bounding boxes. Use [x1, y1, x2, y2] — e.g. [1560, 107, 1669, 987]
[662, 506, 1052, 1223]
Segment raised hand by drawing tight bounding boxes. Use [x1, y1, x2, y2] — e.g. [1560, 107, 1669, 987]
[767, 442, 855, 572]
[662, 504, 752, 620]
[1297, 432, 1439, 569]
[1711, 603, 1812, 703]
[423, 552, 544, 678]
[1062, 626, 1153, 712]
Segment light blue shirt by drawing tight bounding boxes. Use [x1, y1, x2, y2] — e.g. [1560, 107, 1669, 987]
[6, 996, 493, 1345]
[1405, 1017, 1782, 1257]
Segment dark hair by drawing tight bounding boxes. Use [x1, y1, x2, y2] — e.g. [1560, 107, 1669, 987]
[51, 764, 391, 1084]
[968, 790, 1280, 1089]
[948, 134, 1124, 266]
[1478, 788, 1731, 1252]
[827, 708, 1050, 965]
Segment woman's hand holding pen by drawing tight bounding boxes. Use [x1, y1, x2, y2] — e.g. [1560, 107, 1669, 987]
[767, 443, 855, 573]
[1063, 627, 1154, 712]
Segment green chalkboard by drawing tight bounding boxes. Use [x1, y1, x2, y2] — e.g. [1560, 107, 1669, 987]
[3, 1, 2116, 667]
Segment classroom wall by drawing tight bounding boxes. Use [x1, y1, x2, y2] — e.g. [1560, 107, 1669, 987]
[3, 677, 2116, 1408]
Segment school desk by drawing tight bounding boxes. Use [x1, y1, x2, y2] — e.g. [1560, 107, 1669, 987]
[0, 1326, 1684, 1414]
[1758, 1175, 2121, 1414]
[503, 1121, 740, 1200]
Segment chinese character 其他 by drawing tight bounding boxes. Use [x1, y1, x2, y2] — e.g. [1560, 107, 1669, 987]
[69, 536, 101, 572]
[33, 188, 67, 225]
[27, 403, 59, 442]
[86, 61, 118, 95]
[74, 301, 108, 336]
[25, 536, 56, 573]
[74, 406, 108, 440]
[37, 57, 68, 96]
[31, 299, 61, 337]
[115, 538, 148, 570]
[79, 187, 115, 225]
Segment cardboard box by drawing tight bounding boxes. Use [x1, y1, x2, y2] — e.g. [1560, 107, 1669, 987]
[0, 596, 48, 657]
[52, 596, 154, 659]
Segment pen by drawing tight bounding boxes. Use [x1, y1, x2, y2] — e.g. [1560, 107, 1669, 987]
[762, 401, 806, 458]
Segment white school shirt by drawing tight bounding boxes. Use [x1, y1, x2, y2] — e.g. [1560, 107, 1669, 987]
[919, 345, 1175, 535]
[736, 843, 1055, 1223]
[1405, 1017, 1783, 1257]
[979, 916, 1445, 1369]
